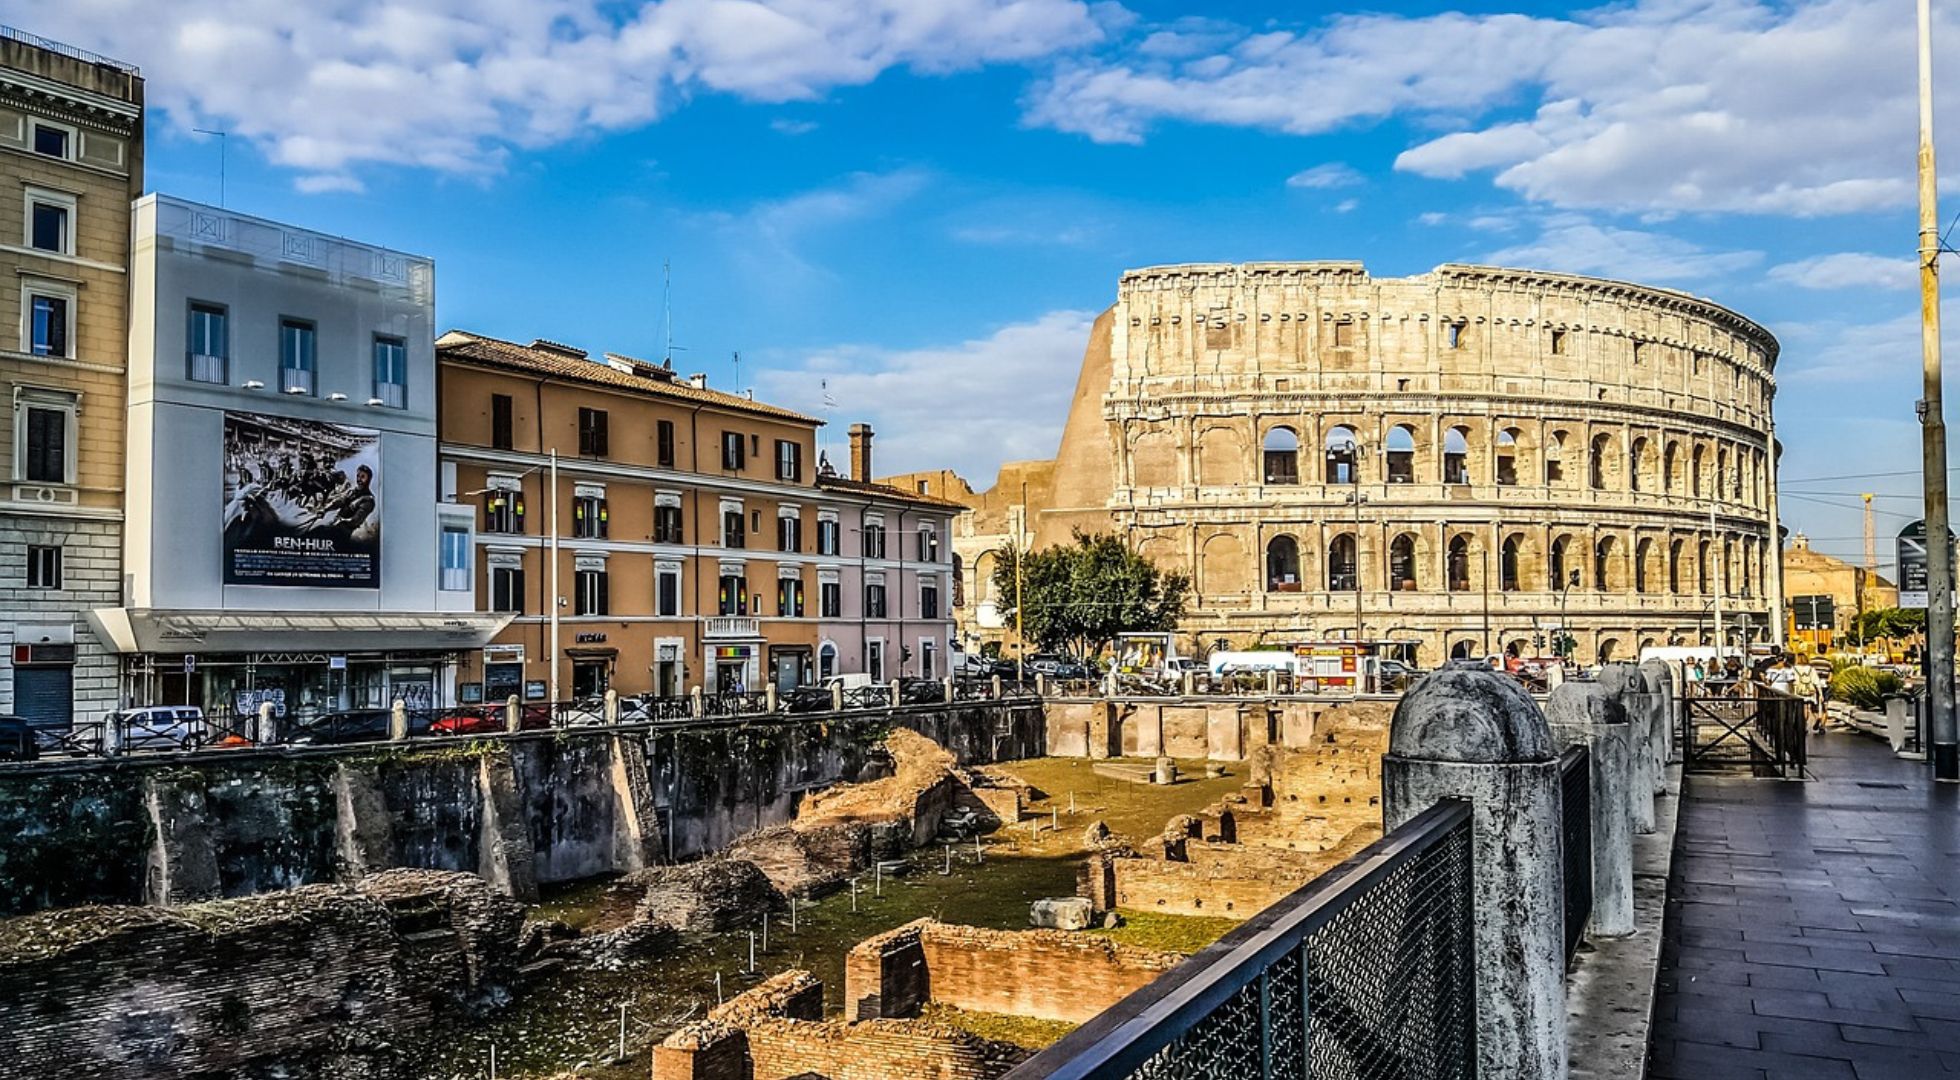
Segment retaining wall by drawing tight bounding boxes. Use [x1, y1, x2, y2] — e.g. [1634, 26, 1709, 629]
[1041, 697, 1394, 762]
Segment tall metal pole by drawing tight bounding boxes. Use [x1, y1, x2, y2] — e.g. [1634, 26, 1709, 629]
[1711, 500, 1725, 669]
[1917, 0, 1957, 779]
[1015, 482, 1027, 683]
[1350, 441, 1363, 651]
[548, 449, 561, 705]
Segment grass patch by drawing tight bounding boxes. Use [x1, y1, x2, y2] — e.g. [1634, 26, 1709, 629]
[1088, 909, 1239, 954]
[918, 1002, 1077, 1051]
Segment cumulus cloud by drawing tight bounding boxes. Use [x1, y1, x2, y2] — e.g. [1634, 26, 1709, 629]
[1481, 217, 1761, 284]
[700, 168, 930, 276]
[36, 0, 1108, 191]
[1286, 162, 1363, 189]
[754, 309, 1095, 483]
[1025, 0, 1959, 216]
[1768, 252, 1917, 291]
[1774, 298, 1960, 383]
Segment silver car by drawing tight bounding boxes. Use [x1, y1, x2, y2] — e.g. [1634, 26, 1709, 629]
[114, 706, 205, 753]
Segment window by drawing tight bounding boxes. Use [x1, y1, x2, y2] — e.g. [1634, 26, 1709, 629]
[723, 507, 746, 548]
[372, 335, 407, 408]
[866, 581, 888, 618]
[1446, 322, 1465, 349]
[1266, 535, 1302, 592]
[1546, 431, 1567, 485]
[573, 493, 608, 539]
[187, 303, 228, 383]
[655, 502, 684, 545]
[25, 545, 60, 589]
[1385, 426, 1416, 483]
[279, 319, 316, 395]
[482, 488, 524, 534]
[868, 640, 886, 683]
[776, 439, 802, 482]
[657, 564, 682, 617]
[31, 123, 70, 159]
[27, 290, 68, 357]
[492, 394, 513, 451]
[21, 402, 67, 484]
[1329, 534, 1359, 592]
[819, 643, 837, 680]
[778, 578, 806, 617]
[657, 420, 676, 467]
[1447, 535, 1471, 592]
[921, 640, 937, 680]
[1550, 329, 1567, 355]
[575, 568, 610, 615]
[1324, 427, 1358, 484]
[1263, 427, 1300, 485]
[864, 525, 887, 559]
[778, 512, 801, 553]
[1332, 320, 1354, 347]
[440, 526, 471, 591]
[817, 518, 840, 555]
[578, 407, 609, 456]
[821, 580, 841, 618]
[1443, 426, 1471, 485]
[921, 580, 940, 620]
[721, 431, 746, 470]
[1390, 533, 1418, 590]
[26, 191, 72, 255]
[1500, 536, 1521, 592]
[919, 527, 940, 563]
[1495, 429, 1519, 486]
[718, 573, 748, 615]
[491, 565, 525, 613]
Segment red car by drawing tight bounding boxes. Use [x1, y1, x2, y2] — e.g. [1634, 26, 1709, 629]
[428, 706, 551, 736]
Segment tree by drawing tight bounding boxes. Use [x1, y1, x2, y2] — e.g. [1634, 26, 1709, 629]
[991, 531, 1189, 659]
[1853, 606, 1925, 644]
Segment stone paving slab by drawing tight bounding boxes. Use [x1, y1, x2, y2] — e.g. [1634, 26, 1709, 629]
[1647, 731, 1960, 1078]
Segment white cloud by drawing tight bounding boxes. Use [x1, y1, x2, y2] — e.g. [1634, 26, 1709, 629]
[701, 169, 929, 276]
[754, 309, 1095, 483]
[1768, 252, 1917, 291]
[1285, 162, 1362, 189]
[37, 0, 1107, 191]
[1026, 0, 1960, 216]
[770, 117, 819, 135]
[1774, 297, 1960, 383]
[1333, 198, 1359, 214]
[1481, 217, 1762, 284]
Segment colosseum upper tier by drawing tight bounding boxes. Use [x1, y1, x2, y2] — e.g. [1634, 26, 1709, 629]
[892, 261, 1781, 668]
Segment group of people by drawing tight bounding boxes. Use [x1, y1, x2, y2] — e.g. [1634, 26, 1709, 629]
[1683, 653, 1830, 732]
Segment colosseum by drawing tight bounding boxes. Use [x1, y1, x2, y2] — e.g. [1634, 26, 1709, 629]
[887, 261, 1781, 668]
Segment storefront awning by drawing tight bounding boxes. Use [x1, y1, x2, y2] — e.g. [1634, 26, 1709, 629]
[86, 608, 514, 655]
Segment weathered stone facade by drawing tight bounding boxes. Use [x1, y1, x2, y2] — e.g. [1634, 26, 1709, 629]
[891, 261, 1781, 667]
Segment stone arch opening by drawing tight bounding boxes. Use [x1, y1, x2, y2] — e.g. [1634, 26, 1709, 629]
[1450, 639, 1474, 661]
[1550, 534, 1576, 591]
[1389, 532, 1419, 590]
[952, 552, 965, 608]
[1386, 425, 1417, 484]
[1201, 533, 1249, 597]
[1500, 534, 1522, 591]
[1262, 426, 1300, 485]
[1324, 426, 1359, 484]
[1265, 534, 1302, 592]
[1198, 426, 1245, 487]
[1668, 537, 1684, 594]
[1443, 426, 1472, 485]
[1546, 430, 1569, 485]
[1590, 432, 1616, 490]
[1594, 534, 1621, 592]
[1447, 533, 1473, 592]
[1691, 444, 1706, 498]
[1629, 436, 1650, 493]
[1599, 637, 1622, 664]
[1697, 538, 1711, 593]
[1496, 428, 1521, 485]
[1326, 533, 1357, 591]
[1663, 441, 1680, 493]
[1635, 536, 1654, 593]
[1130, 426, 1177, 489]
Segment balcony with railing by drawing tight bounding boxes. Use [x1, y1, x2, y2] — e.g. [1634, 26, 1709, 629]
[704, 616, 760, 639]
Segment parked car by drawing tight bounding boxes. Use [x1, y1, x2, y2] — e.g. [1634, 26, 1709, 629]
[781, 685, 837, 713]
[0, 715, 38, 762]
[897, 678, 947, 706]
[1027, 654, 1095, 680]
[288, 708, 397, 745]
[113, 706, 205, 753]
[427, 705, 552, 737]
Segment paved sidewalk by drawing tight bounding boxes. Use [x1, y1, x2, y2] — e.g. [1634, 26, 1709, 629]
[1648, 731, 1960, 1078]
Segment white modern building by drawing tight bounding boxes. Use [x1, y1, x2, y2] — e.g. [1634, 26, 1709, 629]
[89, 195, 506, 721]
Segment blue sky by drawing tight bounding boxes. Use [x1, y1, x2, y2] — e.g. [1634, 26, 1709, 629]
[22, 0, 1960, 574]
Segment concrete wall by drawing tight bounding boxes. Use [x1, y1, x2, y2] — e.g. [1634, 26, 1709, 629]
[1042, 696, 1391, 762]
[0, 702, 1043, 916]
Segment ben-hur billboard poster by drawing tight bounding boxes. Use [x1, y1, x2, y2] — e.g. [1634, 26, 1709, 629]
[222, 411, 382, 588]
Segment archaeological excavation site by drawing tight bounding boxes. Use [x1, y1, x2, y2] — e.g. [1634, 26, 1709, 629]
[0, 693, 1400, 1080]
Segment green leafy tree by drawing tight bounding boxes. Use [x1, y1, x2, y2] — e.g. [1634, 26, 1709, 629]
[1852, 607, 1925, 643]
[992, 531, 1189, 659]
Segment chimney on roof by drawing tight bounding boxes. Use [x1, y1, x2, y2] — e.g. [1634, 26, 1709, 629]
[849, 423, 873, 482]
[688, 373, 707, 390]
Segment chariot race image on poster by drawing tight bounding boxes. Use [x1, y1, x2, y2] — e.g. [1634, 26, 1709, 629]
[221, 411, 382, 588]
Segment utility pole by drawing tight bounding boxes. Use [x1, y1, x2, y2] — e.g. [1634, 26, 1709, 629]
[1917, 0, 1956, 780]
[1015, 483, 1027, 683]
[548, 449, 561, 705]
[1711, 500, 1725, 669]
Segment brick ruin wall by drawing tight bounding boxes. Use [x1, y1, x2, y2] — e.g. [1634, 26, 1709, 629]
[844, 919, 1183, 1025]
[654, 969, 1029, 1080]
[0, 870, 523, 1080]
[1042, 696, 1394, 762]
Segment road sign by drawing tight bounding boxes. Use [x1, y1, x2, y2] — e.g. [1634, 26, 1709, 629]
[1791, 594, 1836, 630]
[182, 654, 195, 674]
[1897, 519, 1957, 608]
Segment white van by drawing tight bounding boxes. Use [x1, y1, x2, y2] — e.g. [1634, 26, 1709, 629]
[1207, 651, 1298, 677]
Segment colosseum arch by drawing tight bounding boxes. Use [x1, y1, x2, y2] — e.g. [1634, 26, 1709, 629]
[1443, 426, 1472, 485]
[1324, 426, 1360, 484]
[952, 552, 966, 608]
[1261, 426, 1300, 485]
[1634, 536, 1658, 593]
[1598, 637, 1623, 664]
[1388, 531, 1421, 590]
[1130, 425, 1178, 489]
[1628, 436, 1652, 493]
[1136, 534, 1182, 578]
[1500, 534, 1524, 591]
[1200, 532, 1250, 597]
[1266, 534, 1303, 592]
[1668, 537, 1684, 594]
[1326, 533, 1358, 591]
[1691, 444, 1707, 498]
[1594, 534, 1625, 592]
[1546, 429, 1571, 486]
[1697, 538, 1712, 594]
[1385, 425, 1418, 484]
[1550, 533, 1578, 592]
[1716, 446, 1730, 502]
[1495, 428, 1524, 486]
[1589, 432, 1620, 491]
[1197, 425, 1247, 487]
[1447, 533, 1475, 592]
[1663, 440, 1681, 494]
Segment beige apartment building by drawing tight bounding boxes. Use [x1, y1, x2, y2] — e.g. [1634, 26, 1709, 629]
[0, 31, 142, 729]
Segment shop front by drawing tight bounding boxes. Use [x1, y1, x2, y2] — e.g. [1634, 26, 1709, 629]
[707, 643, 759, 694]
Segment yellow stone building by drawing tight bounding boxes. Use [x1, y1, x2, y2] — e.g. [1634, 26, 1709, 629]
[1781, 533, 1898, 652]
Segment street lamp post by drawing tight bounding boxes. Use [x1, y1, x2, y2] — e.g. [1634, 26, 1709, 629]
[1335, 439, 1366, 687]
[1915, 0, 1956, 779]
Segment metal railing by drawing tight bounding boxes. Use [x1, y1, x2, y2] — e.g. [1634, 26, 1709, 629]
[0, 26, 142, 74]
[1681, 683, 1808, 778]
[1005, 800, 1476, 1080]
[1559, 744, 1593, 965]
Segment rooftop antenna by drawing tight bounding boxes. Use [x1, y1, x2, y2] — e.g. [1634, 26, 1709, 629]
[193, 128, 227, 207]
[732, 350, 742, 396]
[660, 258, 687, 369]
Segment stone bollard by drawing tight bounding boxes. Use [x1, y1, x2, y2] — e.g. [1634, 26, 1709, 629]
[257, 701, 276, 745]
[888, 679, 902, 708]
[1638, 658, 1676, 767]
[990, 674, 1003, 700]
[604, 688, 620, 724]
[1598, 663, 1657, 834]
[1153, 756, 1178, 785]
[1383, 662, 1567, 1080]
[1181, 670, 1195, 697]
[1264, 668, 1278, 696]
[505, 695, 521, 734]
[389, 698, 409, 741]
[1104, 667, 1118, 697]
[1886, 696, 1909, 752]
[763, 684, 778, 713]
[689, 685, 705, 718]
[832, 681, 845, 711]
[1036, 673, 1049, 697]
[1545, 680, 1634, 937]
[943, 675, 955, 704]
